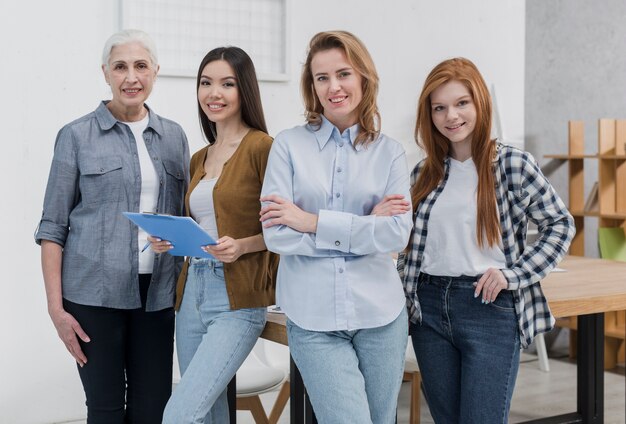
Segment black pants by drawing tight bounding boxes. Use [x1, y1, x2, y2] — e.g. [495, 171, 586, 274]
[64, 274, 175, 424]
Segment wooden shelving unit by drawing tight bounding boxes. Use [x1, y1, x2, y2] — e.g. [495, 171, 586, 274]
[546, 119, 626, 369]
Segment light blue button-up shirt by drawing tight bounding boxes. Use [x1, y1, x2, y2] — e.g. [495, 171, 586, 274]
[261, 116, 412, 331]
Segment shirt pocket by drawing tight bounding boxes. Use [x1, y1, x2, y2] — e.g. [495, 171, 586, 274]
[163, 159, 185, 214]
[79, 156, 124, 205]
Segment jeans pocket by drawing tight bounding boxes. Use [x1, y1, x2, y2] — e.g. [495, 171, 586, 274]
[212, 265, 225, 280]
[489, 291, 516, 312]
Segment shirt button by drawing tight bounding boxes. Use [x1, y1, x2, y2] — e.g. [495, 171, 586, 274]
[335, 240, 340, 246]
[335, 193, 341, 198]
[336, 167, 342, 173]
[338, 142, 344, 147]
[99, 168, 104, 173]
[153, 156, 158, 161]
[338, 268, 344, 273]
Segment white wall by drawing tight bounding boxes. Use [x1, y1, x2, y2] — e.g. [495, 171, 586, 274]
[525, 0, 626, 258]
[0, 1, 524, 422]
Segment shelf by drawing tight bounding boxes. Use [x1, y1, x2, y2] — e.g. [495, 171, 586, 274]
[570, 210, 626, 219]
[545, 154, 626, 160]
[599, 155, 626, 159]
[544, 154, 593, 159]
[556, 119, 626, 370]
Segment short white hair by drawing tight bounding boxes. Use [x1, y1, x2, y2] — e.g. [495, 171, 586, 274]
[102, 29, 158, 70]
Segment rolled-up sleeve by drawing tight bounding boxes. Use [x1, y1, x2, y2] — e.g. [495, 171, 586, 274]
[35, 126, 79, 246]
[501, 153, 575, 289]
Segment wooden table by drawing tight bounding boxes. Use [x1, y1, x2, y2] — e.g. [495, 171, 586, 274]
[519, 256, 626, 424]
[229, 256, 626, 423]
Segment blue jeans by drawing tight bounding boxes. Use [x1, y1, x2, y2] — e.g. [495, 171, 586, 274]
[162, 258, 267, 424]
[410, 273, 520, 424]
[287, 308, 408, 424]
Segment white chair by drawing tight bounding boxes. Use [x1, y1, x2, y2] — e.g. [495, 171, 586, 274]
[236, 340, 290, 424]
[535, 333, 550, 372]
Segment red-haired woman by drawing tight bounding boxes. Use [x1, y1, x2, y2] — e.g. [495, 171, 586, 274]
[400, 57, 574, 423]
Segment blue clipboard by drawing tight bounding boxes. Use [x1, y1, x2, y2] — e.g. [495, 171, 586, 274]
[123, 212, 217, 258]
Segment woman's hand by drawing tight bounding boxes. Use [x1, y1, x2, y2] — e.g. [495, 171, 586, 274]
[49, 307, 90, 367]
[203, 236, 244, 263]
[147, 235, 172, 254]
[474, 268, 508, 303]
[371, 194, 411, 217]
[259, 194, 318, 233]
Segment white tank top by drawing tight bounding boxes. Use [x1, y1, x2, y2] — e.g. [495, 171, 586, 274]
[189, 178, 220, 240]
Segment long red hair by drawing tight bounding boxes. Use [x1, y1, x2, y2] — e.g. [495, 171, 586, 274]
[412, 58, 499, 247]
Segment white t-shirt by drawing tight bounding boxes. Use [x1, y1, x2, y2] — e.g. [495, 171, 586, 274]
[421, 157, 506, 276]
[189, 178, 220, 241]
[123, 115, 159, 274]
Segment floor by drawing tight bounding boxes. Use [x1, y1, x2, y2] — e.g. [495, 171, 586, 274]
[58, 352, 625, 424]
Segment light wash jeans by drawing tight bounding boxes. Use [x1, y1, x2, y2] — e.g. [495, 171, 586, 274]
[162, 258, 266, 424]
[287, 308, 408, 424]
[410, 273, 521, 424]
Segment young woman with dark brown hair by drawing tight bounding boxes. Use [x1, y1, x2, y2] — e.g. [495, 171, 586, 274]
[153, 46, 278, 423]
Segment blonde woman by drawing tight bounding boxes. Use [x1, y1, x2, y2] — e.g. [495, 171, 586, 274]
[260, 31, 412, 423]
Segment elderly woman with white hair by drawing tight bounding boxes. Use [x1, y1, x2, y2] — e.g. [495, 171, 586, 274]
[35, 29, 189, 423]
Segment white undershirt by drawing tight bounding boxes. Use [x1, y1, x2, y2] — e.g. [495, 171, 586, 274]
[123, 115, 159, 273]
[421, 157, 506, 276]
[189, 178, 220, 240]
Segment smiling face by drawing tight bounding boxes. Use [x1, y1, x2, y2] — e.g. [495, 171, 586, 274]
[430, 79, 477, 158]
[103, 42, 158, 118]
[197, 60, 242, 126]
[310, 48, 363, 132]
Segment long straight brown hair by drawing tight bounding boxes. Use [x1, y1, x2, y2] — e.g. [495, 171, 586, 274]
[300, 31, 380, 147]
[413, 58, 499, 247]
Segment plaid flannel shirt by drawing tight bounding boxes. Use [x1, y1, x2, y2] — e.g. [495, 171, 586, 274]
[399, 143, 575, 348]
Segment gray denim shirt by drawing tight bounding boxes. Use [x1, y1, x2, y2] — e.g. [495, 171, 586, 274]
[35, 101, 190, 311]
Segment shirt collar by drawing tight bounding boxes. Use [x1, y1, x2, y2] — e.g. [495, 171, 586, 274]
[311, 114, 363, 151]
[95, 100, 164, 136]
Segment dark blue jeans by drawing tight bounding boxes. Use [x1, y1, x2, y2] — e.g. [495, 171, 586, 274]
[64, 274, 175, 424]
[410, 273, 520, 424]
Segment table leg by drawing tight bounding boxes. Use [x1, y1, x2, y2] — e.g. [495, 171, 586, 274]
[228, 376, 237, 423]
[577, 313, 604, 423]
[290, 355, 317, 424]
[518, 313, 605, 424]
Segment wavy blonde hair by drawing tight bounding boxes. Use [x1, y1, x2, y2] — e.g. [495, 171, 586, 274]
[301, 31, 380, 146]
[413, 57, 499, 247]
